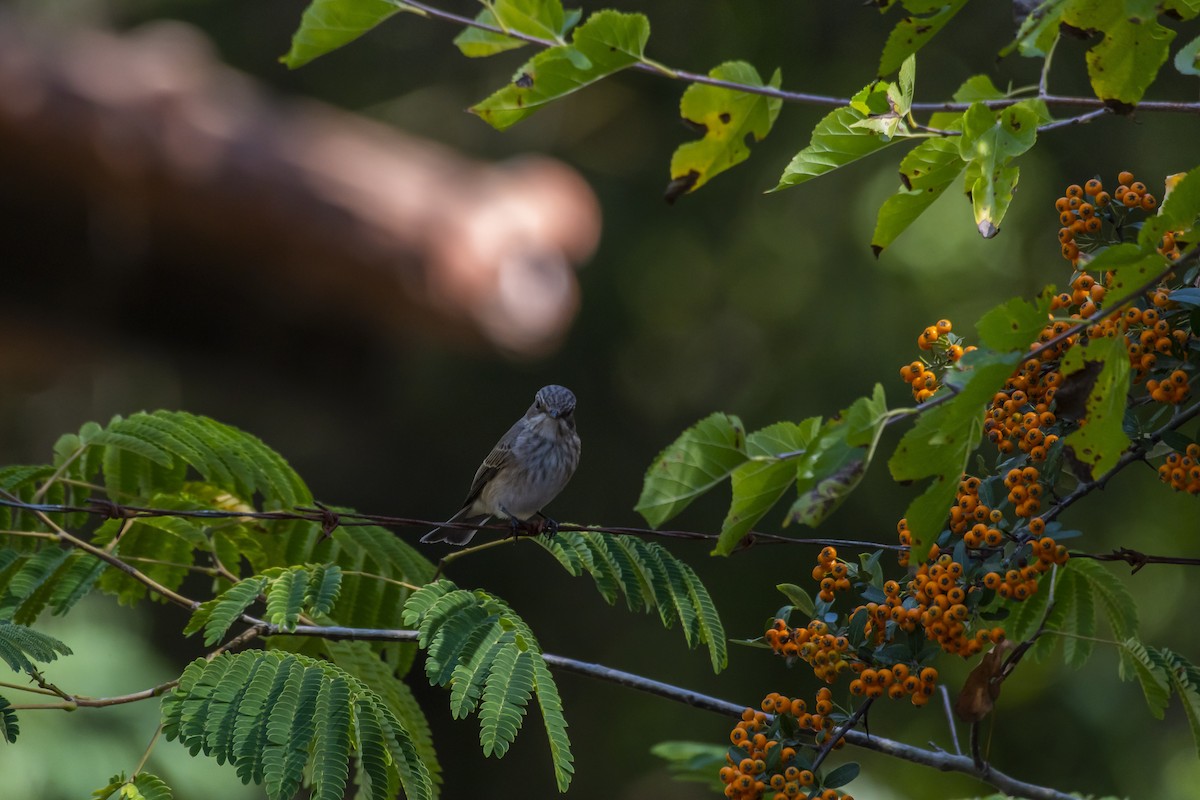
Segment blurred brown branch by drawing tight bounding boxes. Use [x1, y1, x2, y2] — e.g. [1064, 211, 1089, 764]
[0, 13, 600, 356]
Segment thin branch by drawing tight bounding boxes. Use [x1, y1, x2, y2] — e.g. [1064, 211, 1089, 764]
[808, 697, 873, 786]
[0, 496, 903, 553]
[399, 0, 1200, 117]
[939, 684, 963, 756]
[265, 623, 1073, 799]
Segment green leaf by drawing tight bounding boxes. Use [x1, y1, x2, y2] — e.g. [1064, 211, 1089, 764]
[1005, 0, 1067, 57]
[161, 650, 432, 800]
[890, 348, 1020, 561]
[976, 294, 1053, 351]
[1061, 334, 1131, 478]
[1057, 566, 1096, 668]
[714, 420, 819, 555]
[878, 0, 967, 76]
[0, 697, 18, 743]
[0, 620, 72, 673]
[1176, 33, 1200, 75]
[1091, 243, 1169, 308]
[666, 62, 782, 202]
[531, 654, 575, 791]
[1154, 166, 1200, 237]
[403, 580, 574, 788]
[92, 773, 174, 800]
[636, 412, 747, 528]
[470, 10, 649, 130]
[789, 427, 867, 529]
[1159, 649, 1200, 756]
[823, 761, 861, 789]
[776, 583, 815, 620]
[871, 137, 964, 255]
[454, 0, 577, 57]
[1074, 5, 1175, 106]
[186, 576, 267, 646]
[650, 740, 728, 789]
[281, 0, 409, 69]
[324, 641, 441, 789]
[480, 645, 535, 758]
[958, 102, 1038, 238]
[1069, 557, 1137, 640]
[773, 83, 900, 190]
[1119, 638, 1170, 719]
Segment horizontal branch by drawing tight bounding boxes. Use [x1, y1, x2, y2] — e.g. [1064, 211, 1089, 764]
[401, 0, 1200, 117]
[269, 622, 1073, 800]
[0, 495, 902, 552]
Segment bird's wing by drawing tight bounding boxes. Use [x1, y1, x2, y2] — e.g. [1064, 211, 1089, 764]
[461, 418, 521, 505]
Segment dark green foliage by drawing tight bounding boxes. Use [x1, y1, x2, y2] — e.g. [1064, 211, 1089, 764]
[536, 531, 727, 672]
[0, 620, 72, 674]
[161, 650, 432, 800]
[402, 580, 574, 792]
[185, 564, 343, 645]
[91, 772, 174, 800]
[0, 697, 18, 743]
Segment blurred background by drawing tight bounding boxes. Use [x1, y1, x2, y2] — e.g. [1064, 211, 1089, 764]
[1, 1, 1198, 798]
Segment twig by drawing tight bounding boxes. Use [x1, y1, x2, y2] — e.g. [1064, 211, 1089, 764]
[940, 685, 963, 756]
[265, 623, 1073, 799]
[0, 496, 904, 553]
[398, 0, 1200, 118]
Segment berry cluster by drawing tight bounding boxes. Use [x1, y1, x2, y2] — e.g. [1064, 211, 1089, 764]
[765, 617, 854, 684]
[1055, 171, 1158, 265]
[1158, 444, 1200, 494]
[718, 691, 852, 800]
[899, 319, 974, 402]
[811, 546, 851, 602]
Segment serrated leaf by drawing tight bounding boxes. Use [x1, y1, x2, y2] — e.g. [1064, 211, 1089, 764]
[1058, 568, 1096, 668]
[714, 420, 819, 555]
[162, 650, 432, 800]
[878, 0, 967, 76]
[1062, 334, 1131, 478]
[636, 412, 747, 528]
[471, 10, 649, 130]
[871, 137, 964, 255]
[0, 620, 72, 673]
[773, 84, 900, 190]
[281, 0, 409, 69]
[1160, 649, 1200, 757]
[0, 697, 18, 743]
[959, 102, 1038, 238]
[666, 62, 782, 202]
[1120, 638, 1170, 718]
[975, 294, 1053, 351]
[1069, 557, 1137, 640]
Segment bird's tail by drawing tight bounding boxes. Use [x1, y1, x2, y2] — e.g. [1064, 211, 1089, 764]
[420, 508, 490, 546]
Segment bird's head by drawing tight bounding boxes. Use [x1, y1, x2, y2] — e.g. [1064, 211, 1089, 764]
[529, 384, 576, 429]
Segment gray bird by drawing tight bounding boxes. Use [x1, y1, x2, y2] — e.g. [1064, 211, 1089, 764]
[421, 384, 581, 546]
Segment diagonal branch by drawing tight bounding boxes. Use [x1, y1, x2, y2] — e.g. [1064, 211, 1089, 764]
[267, 623, 1074, 800]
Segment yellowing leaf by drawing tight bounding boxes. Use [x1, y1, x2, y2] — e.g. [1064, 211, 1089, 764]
[665, 62, 782, 203]
[471, 10, 649, 130]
